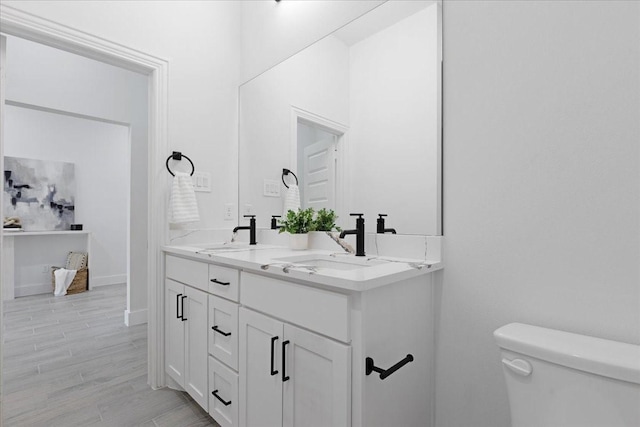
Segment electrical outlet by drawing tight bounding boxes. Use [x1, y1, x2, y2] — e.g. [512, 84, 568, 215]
[224, 203, 234, 220]
[243, 204, 253, 216]
[42, 264, 50, 274]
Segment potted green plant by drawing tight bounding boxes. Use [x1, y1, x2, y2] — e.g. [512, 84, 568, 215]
[310, 208, 341, 249]
[313, 208, 341, 232]
[279, 207, 315, 250]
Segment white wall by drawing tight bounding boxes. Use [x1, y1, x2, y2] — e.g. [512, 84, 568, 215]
[5, 105, 129, 289]
[349, 4, 439, 235]
[3, 0, 242, 224]
[437, 2, 640, 427]
[240, 0, 384, 83]
[3, 1, 242, 322]
[239, 35, 349, 224]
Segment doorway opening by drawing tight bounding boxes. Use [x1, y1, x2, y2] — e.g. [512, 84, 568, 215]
[1, 34, 145, 320]
[0, 5, 169, 397]
[290, 107, 348, 219]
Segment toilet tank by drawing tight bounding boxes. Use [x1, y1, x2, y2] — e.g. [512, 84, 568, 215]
[494, 323, 640, 427]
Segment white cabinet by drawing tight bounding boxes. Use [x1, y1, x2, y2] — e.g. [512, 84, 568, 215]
[209, 264, 240, 302]
[164, 278, 209, 411]
[209, 294, 239, 371]
[184, 285, 209, 408]
[239, 308, 283, 427]
[209, 356, 239, 427]
[239, 308, 351, 427]
[165, 279, 185, 384]
[164, 251, 435, 427]
[282, 323, 351, 427]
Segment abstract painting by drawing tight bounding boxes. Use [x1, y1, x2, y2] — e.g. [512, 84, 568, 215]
[3, 156, 76, 231]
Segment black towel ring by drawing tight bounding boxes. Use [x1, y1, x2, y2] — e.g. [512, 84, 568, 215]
[166, 151, 195, 177]
[282, 168, 298, 188]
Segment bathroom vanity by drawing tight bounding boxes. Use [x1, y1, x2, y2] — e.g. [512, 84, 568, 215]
[162, 2, 444, 424]
[162, 241, 442, 427]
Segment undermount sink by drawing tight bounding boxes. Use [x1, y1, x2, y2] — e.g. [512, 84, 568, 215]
[197, 242, 252, 253]
[273, 254, 385, 271]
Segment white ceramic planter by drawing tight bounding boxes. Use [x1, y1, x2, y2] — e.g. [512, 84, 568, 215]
[289, 233, 309, 250]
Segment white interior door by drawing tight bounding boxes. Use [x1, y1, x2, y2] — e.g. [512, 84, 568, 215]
[303, 137, 336, 211]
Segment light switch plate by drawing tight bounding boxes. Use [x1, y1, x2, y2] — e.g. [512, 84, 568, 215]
[192, 172, 211, 192]
[263, 179, 281, 197]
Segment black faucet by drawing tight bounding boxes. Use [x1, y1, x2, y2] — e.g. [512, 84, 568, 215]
[377, 214, 397, 234]
[339, 213, 365, 256]
[233, 215, 257, 245]
[271, 215, 283, 230]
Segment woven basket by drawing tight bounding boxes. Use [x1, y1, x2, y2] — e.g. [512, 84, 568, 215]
[51, 267, 88, 294]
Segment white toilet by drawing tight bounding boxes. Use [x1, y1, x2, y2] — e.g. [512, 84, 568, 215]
[494, 323, 640, 427]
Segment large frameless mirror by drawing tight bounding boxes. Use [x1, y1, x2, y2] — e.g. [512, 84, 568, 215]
[239, 0, 442, 235]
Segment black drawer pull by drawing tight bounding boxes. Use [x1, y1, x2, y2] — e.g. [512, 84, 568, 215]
[365, 354, 414, 380]
[212, 325, 231, 337]
[181, 295, 187, 321]
[282, 340, 290, 382]
[270, 336, 279, 376]
[176, 293, 183, 319]
[210, 278, 230, 286]
[212, 389, 232, 406]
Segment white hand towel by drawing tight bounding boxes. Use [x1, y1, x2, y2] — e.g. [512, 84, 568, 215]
[54, 268, 77, 296]
[169, 172, 200, 224]
[283, 183, 301, 218]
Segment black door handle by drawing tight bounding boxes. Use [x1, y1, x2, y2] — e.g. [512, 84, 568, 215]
[282, 340, 290, 382]
[212, 325, 231, 337]
[212, 389, 232, 406]
[181, 295, 187, 321]
[270, 336, 279, 376]
[176, 293, 183, 319]
[210, 278, 230, 286]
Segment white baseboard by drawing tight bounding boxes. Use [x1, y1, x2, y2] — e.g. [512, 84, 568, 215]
[124, 308, 148, 326]
[14, 283, 52, 298]
[92, 274, 127, 287]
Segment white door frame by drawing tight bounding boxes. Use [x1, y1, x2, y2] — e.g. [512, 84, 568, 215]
[0, 4, 168, 395]
[290, 106, 349, 220]
[0, 34, 7, 426]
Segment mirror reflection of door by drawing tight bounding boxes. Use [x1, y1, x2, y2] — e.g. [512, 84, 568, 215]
[296, 120, 339, 212]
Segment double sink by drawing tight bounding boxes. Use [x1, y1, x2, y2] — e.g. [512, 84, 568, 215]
[196, 243, 383, 271]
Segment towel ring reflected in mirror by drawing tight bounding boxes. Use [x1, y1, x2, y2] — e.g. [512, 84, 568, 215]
[282, 168, 298, 188]
[166, 151, 195, 177]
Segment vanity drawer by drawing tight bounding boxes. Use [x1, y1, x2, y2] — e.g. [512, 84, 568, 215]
[208, 295, 238, 371]
[166, 255, 208, 292]
[209, 356, 239, 427]
[241, 272, 350, 343]
[208, 264, 240, 302]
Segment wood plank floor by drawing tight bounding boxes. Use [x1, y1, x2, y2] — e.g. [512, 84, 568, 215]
[2, 284, 219, 427]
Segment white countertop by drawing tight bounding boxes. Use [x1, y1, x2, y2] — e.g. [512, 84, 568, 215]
[3, 230, 91, 237]
[162, 243, 442, 292]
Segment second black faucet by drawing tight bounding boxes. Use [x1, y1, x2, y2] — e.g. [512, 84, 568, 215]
[339, 213, 366, 256]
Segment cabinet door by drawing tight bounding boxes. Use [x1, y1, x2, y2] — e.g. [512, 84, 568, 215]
[209, 356, 239, 427]
[282, 324, 351, 427]
[165, 279, 185, 387]
[184, 286, 209, 410]
[239, 308, 283, 427]
[209, 295, 239, 371]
